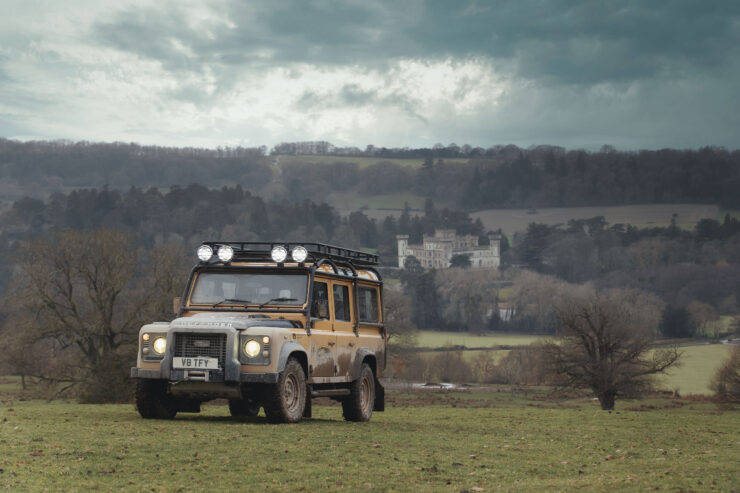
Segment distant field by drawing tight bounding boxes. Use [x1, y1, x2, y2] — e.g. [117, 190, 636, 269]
[331, 192, 427, 212]
[656, 343, 733, 395]
[417, 330, 545, 348]
[351, 203, 720, 233]
[416, 332, 734, 394]
[471, 204, 720, 234]
[1, 393, 737, 491]
[278, 155, 470, 169]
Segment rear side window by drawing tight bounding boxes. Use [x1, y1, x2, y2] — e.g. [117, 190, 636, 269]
[358, 286, 379, 323]
[333, 284, 351, 321]
[311, 281, 329, 318]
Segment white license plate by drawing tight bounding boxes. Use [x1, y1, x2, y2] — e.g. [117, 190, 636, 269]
[173, 357, 219, 370]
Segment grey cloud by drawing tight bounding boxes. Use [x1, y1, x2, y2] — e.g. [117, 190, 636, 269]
[91, 1, 740, 87]
[295, 83, 427, 122]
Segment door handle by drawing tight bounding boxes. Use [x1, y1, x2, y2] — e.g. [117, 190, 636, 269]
[328, 341, 336, 346]
[348, 342, 355, 347]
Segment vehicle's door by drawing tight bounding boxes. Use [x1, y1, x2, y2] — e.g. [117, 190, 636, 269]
[309, 280, 336, 378]
[332, 280, 355, 378]
[357, 283, 384, 371]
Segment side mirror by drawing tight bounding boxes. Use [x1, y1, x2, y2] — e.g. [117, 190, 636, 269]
[172, 297, 181, 316]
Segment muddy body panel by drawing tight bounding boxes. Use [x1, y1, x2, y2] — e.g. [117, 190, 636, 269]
[132, 242, 386, 419]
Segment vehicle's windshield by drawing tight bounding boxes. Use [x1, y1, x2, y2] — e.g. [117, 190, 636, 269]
[190, 271, 308, 307]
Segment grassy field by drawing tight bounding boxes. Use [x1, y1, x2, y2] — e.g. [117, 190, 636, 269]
[416, 332, 734, 395]
[332, 192, 427, 211]
[656, 344, 734, 395]
[1, 390, 737, 492]
[471, 204, 720, 234]
[352, 203, 720, 233]
[417, 331, 544, 349]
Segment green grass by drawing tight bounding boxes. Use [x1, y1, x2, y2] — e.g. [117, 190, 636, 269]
[1, 395, 737, 492]
[331, 192, 427, 211]
[417, 331, 545, 349]
[656, 344, 734, 395]
[418, 348, 512, 364]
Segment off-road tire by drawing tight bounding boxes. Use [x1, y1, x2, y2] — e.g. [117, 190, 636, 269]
[228, 396, 261, 417]
[342, 363, 375, 422]
[263, 358, 306, 423]
[135, 379, 177, 419]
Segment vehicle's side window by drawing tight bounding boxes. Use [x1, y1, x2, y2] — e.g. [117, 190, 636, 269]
[333, 284, 351, 322]
[311, 281, 329, 319]
[358, 286, 379, 323]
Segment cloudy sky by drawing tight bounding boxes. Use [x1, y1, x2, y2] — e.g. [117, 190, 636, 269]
[1, 0, 738, 150]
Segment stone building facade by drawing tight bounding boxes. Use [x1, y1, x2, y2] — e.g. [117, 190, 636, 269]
[397, 229, 501, 269]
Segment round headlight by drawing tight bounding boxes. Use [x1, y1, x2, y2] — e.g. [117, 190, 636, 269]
[291, 245, 308, 263]
[270, 246, 288, 263]
[152, 337, 167, 354]
[217, 245, 234, 262]
[197, 245, 213, 262]
[244, 339, 261, 357]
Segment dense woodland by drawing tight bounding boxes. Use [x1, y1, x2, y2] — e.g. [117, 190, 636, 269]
[2, 139, 739, 209]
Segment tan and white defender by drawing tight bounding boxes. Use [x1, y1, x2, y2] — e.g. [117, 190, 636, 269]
[131, 242, 385, 423]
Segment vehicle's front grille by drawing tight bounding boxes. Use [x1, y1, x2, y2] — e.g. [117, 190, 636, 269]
[173, 333, 227, 368]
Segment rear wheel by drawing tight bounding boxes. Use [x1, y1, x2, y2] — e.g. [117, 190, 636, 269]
[342, 363, 375, 422]
[229, 396, 261, 417]
[135, 379, 177, 420]
[263, 358, 306, 423]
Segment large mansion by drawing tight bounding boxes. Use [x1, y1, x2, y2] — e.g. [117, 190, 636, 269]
[397, 229, 501, 269]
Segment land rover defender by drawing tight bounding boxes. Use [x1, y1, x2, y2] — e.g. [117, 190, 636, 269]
[130, 242, 385, 423]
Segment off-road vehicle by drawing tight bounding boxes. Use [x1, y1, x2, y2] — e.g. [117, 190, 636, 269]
[131, 242, 385, 423]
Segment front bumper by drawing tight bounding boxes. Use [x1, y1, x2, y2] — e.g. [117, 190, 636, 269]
[130, 366, 278, 384]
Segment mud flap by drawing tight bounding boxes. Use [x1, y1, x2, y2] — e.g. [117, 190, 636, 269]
[374, 379, 384, 412]
[303, 384, 312, 418]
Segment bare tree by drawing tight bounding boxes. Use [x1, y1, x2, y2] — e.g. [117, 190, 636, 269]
[2, 230, 188, 401]
[711, 346, 740, 406]
[383, 289, 418, 353]
[547, 289, 679, 410]
[435, 268, 502, 330]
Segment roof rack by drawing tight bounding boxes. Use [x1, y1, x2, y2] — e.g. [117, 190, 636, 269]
[200, 241, 379, 266]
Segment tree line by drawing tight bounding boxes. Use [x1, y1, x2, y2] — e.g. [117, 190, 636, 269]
[2, 139, 739, 209]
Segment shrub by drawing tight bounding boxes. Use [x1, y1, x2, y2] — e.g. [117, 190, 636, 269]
[710, 346, 740, 406]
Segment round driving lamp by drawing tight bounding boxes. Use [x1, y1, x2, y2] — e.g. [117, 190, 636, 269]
[152, 337, 167, 354]
[197, 245, 213, 262]
[270, 245, 288, 263]
[291, 245, 308, 263]
[244, 339, 261, 357]
[217, 245, 234, 262]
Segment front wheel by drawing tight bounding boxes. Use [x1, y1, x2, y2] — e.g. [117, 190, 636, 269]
[342, 363, 375, 422]
[135, 379, 177, 420]
[263, 358, 306, 423]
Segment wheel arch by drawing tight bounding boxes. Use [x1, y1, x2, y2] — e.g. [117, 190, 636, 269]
[277, 341, 308, 376]
[351, 348, 377, 380]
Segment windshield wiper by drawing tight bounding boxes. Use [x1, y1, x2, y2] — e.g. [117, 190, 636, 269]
[212, 298, 252, 308]
[259, 297, 298, 309]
